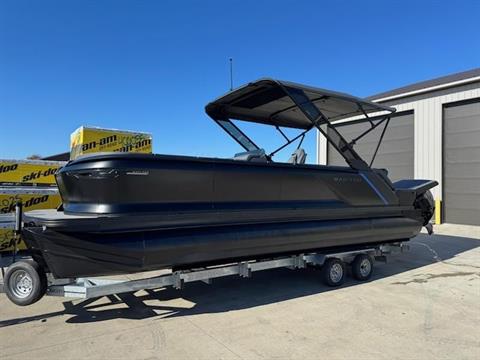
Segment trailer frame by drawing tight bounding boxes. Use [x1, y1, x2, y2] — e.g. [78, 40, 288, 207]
[1, 242, 409, 301]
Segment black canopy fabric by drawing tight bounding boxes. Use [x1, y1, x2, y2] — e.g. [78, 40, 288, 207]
[205, 79, 396, 129]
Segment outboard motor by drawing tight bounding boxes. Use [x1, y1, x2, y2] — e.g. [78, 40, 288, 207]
[414, 190, 435, 235]
[415, 190, 435, 226]
[394, 179, 438, 235]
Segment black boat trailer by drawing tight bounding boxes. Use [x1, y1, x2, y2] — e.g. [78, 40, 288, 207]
[0, 241, 409, 305]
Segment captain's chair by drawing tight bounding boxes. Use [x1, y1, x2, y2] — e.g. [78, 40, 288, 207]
[288, 148, 307, 165]
[233, 149, 268, 162]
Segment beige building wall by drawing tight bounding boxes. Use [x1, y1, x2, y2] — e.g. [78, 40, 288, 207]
[317, 80, 480, 201]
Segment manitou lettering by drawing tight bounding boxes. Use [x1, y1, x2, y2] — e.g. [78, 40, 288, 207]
[22, 167, 58, 182]
[0, 163, 19, 173]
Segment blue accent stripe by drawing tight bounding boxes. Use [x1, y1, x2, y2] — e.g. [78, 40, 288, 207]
[359, 173, 388, 205]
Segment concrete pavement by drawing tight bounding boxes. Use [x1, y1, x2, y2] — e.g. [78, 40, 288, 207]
[0, 224, 479, 359]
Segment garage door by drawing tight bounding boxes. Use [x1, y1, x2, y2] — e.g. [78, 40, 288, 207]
[327, 112, 414, 182]
[444, 100, 480, 225]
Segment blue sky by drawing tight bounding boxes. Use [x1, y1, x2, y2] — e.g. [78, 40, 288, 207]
[1, 0, 479, 162]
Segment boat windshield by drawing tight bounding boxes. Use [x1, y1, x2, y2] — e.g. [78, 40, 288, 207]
[216, 119, 260, 152]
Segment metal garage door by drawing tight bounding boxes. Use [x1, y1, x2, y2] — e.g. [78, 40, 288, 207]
[444, 100, 480, 225]
[327, 112, 414, 182]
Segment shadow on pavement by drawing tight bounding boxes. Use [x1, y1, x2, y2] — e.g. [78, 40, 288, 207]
[1, 233, 478, 327]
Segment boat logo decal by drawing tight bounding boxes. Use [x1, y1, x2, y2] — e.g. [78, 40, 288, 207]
[333, 176, 361, 183]
[126, 170, 149, 176]
[69, 169, 119, 179]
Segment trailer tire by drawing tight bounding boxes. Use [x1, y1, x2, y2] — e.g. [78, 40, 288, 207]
[322, 258, 346, 287]
[4, 260, 47, 306]
[351, 254, 373, 281]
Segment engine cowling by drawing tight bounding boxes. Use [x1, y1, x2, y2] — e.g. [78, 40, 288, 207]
[414, 190, 435, 226]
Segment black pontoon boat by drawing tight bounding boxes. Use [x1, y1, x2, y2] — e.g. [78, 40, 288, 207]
[22, 79, 437, 280]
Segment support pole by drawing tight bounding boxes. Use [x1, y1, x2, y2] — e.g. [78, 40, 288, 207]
[13, 201, 23, 262]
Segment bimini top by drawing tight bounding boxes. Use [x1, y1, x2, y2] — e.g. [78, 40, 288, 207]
[206, 78, 397, 171]
[205, 78, 395, 129]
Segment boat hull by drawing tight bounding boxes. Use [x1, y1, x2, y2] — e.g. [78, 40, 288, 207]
[23, 216, 421, 278]
[54, 153, 399, 215]
[22, 153, 436, 278]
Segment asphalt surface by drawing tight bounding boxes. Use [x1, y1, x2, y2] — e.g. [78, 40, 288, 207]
[0, 224, 479, 359]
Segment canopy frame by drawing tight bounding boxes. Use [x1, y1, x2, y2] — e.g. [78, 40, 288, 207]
[206, 79, 396, 170]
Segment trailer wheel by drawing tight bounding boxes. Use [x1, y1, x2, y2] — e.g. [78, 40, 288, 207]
[4, 260, 47, 306]
[351, 254, 373, 281]
[322, 258, 346, 287]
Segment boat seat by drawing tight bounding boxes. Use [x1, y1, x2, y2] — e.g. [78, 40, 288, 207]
[288, 148, 307, 165]
[233, 149, 268, 162]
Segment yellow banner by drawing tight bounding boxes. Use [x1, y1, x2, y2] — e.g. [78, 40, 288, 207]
[0, 159, 65, 185]
[0, 188, 62, 214]
[0, 188, 61, 252]
[0, 225, 26, 252]
[70, 126, 153, 160]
